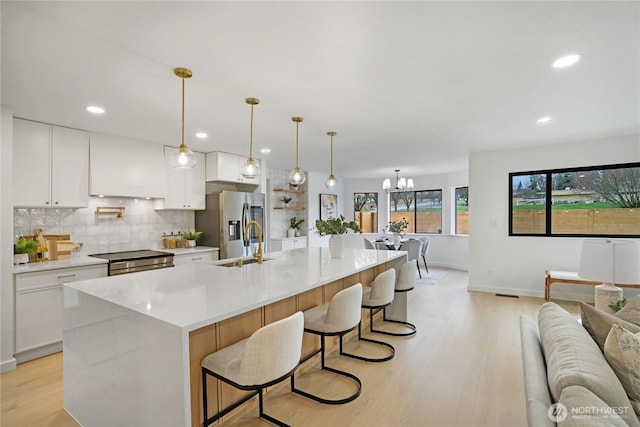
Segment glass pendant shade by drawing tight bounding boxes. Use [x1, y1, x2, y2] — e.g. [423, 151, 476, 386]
[289, 167, 306, 186]
[170, 144, 196, 169]
[382, 179, 391, 190]
[289, 116, 305, 186]
[325, 174, 338, 189]
[241, 98, 260, 179]
[172, 67, 195, 169]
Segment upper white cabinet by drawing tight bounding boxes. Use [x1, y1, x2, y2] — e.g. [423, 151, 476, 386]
[205, 151, 260, 185]
[13, 118, 89, 208]
[90, 133, 167, 199]
[154, 146, 205, 210]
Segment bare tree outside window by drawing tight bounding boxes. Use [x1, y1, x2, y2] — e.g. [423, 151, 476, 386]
[354, 192, 378, 233]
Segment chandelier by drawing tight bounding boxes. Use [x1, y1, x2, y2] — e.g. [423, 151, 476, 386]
[383, 169, 414, 192]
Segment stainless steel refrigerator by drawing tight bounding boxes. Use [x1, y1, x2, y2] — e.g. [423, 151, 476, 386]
[195, 191, 266, 259]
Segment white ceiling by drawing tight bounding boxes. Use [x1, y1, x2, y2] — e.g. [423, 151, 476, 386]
[2, 1, 638, 179]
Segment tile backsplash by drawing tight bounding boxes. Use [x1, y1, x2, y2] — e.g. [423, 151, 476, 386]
[268, 169, 308, 239]
[13, 197, 193, 255]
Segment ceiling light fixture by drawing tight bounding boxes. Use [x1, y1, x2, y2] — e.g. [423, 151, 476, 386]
[552, 54, 581, 68]
[383, 169, 414, 192]
[240, 97, 260, 179]
[288, 116, 306, 187]
[86, 106, 105, 114]
[536, 116, 553, 125]
[170, 67, 196, 169]
[325, 131, 338, 189]
[195, 132, 208, 139]
[260, 148, 271, 154]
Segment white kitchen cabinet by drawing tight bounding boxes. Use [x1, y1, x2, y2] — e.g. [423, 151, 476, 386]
[172, 249, 219, 266]
[205, 151, 260, 185]
[154, 147, 205, 210]
[13, 118, 89, 208]
[270, 236, 307, 252]
[14, 264, 107, 362]
[89, 133, 167, 199]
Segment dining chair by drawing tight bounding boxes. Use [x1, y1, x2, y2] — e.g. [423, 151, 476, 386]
[401, 239, 423, 279]
[364, 239, 376, 250]
[419, 236, 430, 273]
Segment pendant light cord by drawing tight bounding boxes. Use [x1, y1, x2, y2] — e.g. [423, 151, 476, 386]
[249, 103, 254, 160]
[330, 133, 334, 174]
[295, 121, 300, 168]
[181, 76, 185, 148]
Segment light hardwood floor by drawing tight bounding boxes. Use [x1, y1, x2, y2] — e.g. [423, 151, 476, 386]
[1, 268, 579, 427]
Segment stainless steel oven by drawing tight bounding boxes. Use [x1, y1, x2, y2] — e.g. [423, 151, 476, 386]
[89, 250, 174, 276]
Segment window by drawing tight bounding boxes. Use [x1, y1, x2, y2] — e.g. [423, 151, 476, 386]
[509, 162, 640, 237]
[389, 189, 442, 234]
[455, 186, 469, 235]
[354, 192, 378, 233]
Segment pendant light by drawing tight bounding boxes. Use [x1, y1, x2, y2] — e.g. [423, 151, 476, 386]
[240, 97, 260, 179]
[288, 116, 306, 186]
[325, 131, 338, 189]
[170, 67, 196, 169]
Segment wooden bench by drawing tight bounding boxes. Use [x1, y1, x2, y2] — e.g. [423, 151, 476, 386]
[545, 270, 640, 301]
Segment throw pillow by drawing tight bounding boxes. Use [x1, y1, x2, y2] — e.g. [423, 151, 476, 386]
[604, 324, 640, 418]
[617, 295, 640, 326]
[580, 302, 640, 352]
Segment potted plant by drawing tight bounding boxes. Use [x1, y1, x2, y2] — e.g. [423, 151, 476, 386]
[280, 196, 293, 207]
[289, 217, 305, 238]
[14, 237, 38, 265]
[181, 230, 203, 248]
[388, 217, 408, 245]
[315, 215, 361, 258]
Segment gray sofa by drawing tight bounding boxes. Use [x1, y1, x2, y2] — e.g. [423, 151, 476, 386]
[520, 302, 640, 426]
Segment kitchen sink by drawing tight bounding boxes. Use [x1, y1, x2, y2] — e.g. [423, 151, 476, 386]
[216, 257, 272, 267]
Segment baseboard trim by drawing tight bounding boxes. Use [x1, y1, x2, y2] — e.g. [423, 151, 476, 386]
[1, 357, 17, 373]
[15, 341, 62, 364]
[466, 285, 596, 303]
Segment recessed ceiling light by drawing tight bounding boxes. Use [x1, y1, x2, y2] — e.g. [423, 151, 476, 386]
[86, 106, 105, 114]
[536, 117, 553, 125]
[195, 132, 208, 139]
[552, 54, 581, 68]
[260, 148, 271, 154]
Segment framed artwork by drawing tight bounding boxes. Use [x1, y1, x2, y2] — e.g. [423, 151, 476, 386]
[320, 193, 338, 220]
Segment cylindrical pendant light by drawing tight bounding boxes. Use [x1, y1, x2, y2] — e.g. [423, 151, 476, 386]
[325, 131, 338, 189]
[240, 97, 260, 179]
[288, 116, 306, 186]
[170, 67, 196, 169]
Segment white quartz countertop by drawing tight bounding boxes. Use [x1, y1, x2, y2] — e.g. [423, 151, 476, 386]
[65, 247, 405, 332]
[13, 256, 108, 274]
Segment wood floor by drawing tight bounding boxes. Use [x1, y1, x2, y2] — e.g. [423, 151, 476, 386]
[0, 268, 579, 427]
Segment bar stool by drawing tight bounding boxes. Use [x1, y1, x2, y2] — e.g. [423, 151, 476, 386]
[291, 283, 363, 404]
[201, 311, 304, 427]
[341, 269, 396, 362]
[380, 261, 417, 336]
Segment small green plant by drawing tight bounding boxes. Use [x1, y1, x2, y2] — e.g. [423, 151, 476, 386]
[315, 215, 361, 236]
[281, 196, 293, 204]
[290, 217, 305, 230]
[609, 297, 627, 313]
[388, 218, 409, 234]
[181, 230, 203, 241]
[14, 237, 38, 254]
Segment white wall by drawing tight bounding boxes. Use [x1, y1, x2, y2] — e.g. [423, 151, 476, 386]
[469, 134, 640, 301]
[1, 106, 16, 372]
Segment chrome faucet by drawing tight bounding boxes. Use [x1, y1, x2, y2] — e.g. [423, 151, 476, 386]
[243, 220, 263, 264]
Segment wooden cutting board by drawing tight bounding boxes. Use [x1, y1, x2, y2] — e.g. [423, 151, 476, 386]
[56, 240, 83, 259]
[44, 234, 71, 260]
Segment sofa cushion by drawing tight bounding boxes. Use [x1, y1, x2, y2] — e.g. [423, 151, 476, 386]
[538, 302, 638, 426]
[520, 316, 555, 427]
[581, 302, 640, 351]
[605, 324, 640, 418]
[558, 385, 632, 427]
[617, 295, 640, 326]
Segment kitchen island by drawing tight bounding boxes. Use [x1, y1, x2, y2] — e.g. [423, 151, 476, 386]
[63, 247, 406, 427]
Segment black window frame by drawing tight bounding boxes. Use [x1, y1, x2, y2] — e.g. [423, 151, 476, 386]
[509, 162, 640, 238]
[389, 188, 443, 234]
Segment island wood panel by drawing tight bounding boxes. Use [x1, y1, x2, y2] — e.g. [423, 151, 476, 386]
[217, 308, 263, 423]
[189, 323, 219, 427]
[297, 287, 323, 360]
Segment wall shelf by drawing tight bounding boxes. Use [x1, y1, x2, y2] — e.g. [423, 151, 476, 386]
[273, 189, 305, 194]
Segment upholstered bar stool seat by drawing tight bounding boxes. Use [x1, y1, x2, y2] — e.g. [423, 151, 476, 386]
[380, 261, 417, 336]
[202, 311, 304, 427]
[291, 284, 363, 405]
[341, 269, 396, 363]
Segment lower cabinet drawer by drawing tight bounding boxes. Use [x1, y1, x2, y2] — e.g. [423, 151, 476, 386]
[173, 250, 219, 266]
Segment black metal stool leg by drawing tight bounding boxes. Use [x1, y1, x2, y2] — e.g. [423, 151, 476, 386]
[340, 317, 395, 362]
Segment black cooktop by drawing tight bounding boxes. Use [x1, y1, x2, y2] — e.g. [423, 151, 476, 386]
[89, 249, 173, 262]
